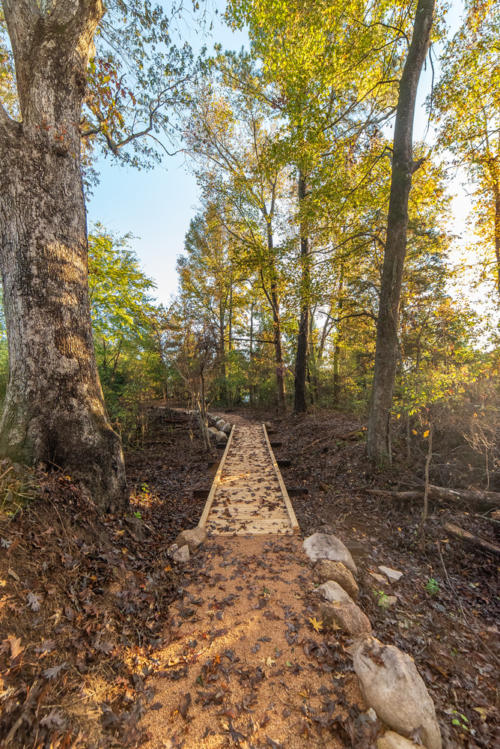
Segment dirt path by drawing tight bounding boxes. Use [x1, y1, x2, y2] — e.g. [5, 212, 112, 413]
[140, 421, 364, 747]
[141, 536, 363, 748]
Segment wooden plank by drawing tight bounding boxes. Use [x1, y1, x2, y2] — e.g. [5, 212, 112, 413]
[262, 424, 300, 533]
[198, 425, 235, 530]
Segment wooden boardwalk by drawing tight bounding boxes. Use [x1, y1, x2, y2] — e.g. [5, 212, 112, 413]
[198, 423, 299, 535]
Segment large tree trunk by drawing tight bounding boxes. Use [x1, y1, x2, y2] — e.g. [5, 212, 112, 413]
[366, 0, 435, 464]
[0, 0, 127, 509]
[294, 171, 309, 414]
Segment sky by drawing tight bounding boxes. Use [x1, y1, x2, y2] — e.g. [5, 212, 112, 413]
[87, 1, 468, 307]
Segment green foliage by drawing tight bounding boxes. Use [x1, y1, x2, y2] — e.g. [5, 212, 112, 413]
[87, 227, 167, 441]
[425, 577, 440, 596]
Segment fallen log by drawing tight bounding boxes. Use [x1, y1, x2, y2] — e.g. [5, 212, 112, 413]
[369, 485, 500, 511]
[443, 522, 500, 557]
[428, 485, 500, 510]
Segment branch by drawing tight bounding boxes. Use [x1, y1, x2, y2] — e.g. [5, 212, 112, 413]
[3, 1, 39, 62]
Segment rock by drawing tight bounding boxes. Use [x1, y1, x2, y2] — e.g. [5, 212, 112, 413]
[370, 571, 388, 585]
[316, 580, 352, 604]
[320, 601, 372, 636]
[215, 419, 226, 430]
[379, 565, 403, 583]
[172, 545, 190, 563]
[216, 430, 228, 445]
[313, 560, 359, 598]
[168, 543, 190, 563]
[303, 533, 357, 574]
[352, 637, 441, 749]
[222, 422, 232, 435]
[377, 731, 423, 749]
[378, 595, 398, 608]
[316, 581, 371, 636]
[176, 527, 207, 552]
[208, 426, 219, 439]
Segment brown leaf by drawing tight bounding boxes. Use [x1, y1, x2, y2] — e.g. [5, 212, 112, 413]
[5, 634, 23, 660]
[179, 692, 191, 719]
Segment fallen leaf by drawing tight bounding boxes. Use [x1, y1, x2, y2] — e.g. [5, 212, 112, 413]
[5, 634, 23, 660]
[309, 616, 323, 633]
[27, 591, 41, 612]
[43, 662, 66, 680]
[179, 692, 191, 719]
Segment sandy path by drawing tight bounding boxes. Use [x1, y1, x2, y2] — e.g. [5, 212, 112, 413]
[141, 536, 363, 748]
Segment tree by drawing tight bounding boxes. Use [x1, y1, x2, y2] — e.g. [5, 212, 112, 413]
[0, 1, 192, 508]
[434, 0, 500, 299]
[367, 0, 435, 464]
[186, 72, 291, 408]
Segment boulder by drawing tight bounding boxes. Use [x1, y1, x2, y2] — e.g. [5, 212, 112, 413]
[320, 601, 372, 637]
[208, 426, 219, 440]
[176, 527, 207, 552]
[378, 565, 403, 583]
[303, 533, 357, 574]
[216, 430, 228, 445]
[352, 637, 441, 749]
[313, 560, 359, 598]
[222, 422, 232, 435]
[377, 731, 424, 749]
[315, 580, 351, 604]
[316, 581, 371, 636]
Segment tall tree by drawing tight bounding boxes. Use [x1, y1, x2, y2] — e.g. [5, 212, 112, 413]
[0, 1, 192, 507]
[367, 0, 435, 464]
[434, 0, 500, 299]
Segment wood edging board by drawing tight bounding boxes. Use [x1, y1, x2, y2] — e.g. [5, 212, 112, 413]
[262, 423, 300, 533]
[198, 425, 235, 529]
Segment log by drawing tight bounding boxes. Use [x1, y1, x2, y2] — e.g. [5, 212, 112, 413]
[428, 485, 500, 510]
[369, 485, 500, 511]
[443, 522, 500, 557]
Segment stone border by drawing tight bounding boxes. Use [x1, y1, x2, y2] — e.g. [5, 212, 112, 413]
[303, 531, 442, 749]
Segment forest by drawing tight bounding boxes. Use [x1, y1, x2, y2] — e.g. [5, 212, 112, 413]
[0, 0, 498, 747]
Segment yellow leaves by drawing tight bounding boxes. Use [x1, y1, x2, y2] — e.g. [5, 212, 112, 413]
[473, 706, 488, 721]
[308, 616, 323, 633]
[423, 430, 430, 438]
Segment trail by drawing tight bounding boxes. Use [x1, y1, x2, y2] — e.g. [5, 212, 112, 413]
[140, 422, 362, 748]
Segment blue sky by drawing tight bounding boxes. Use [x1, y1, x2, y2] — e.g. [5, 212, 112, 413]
[87, 2, 467, 306]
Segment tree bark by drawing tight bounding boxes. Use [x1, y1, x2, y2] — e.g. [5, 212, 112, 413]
[494, 179, 500, 299]
[443, 522, 500, 557]
[367, 0, 435, 464]
[265, 224, 286, 410]
[0, 1, 127, 509]
[294, 171, 310, 414]
[332, 263, 344, 407]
